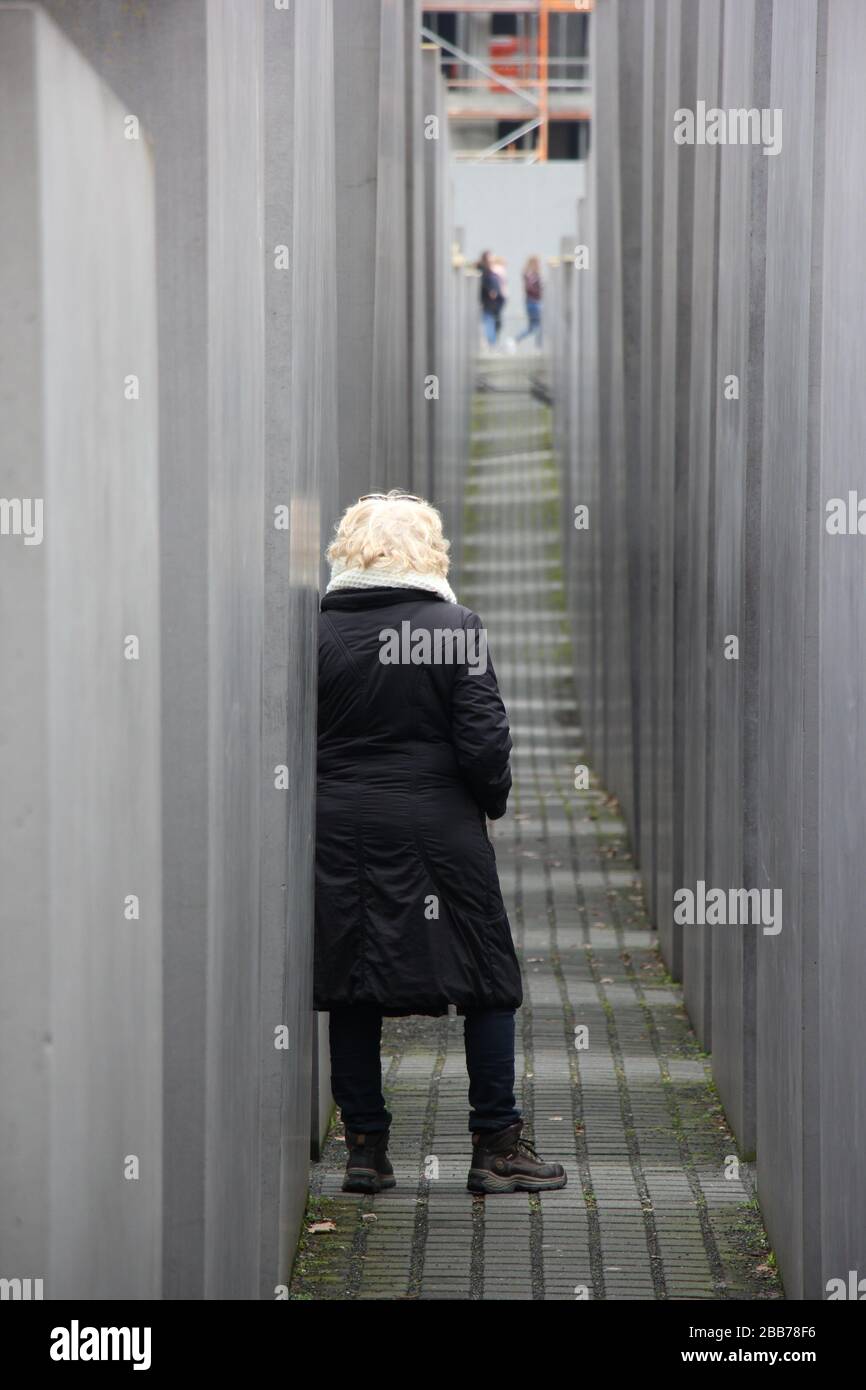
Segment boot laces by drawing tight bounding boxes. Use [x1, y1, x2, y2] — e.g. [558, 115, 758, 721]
[514, 1134, 540, 1161]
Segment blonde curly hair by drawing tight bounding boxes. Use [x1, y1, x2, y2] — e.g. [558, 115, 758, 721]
[326, 490, 451, 577]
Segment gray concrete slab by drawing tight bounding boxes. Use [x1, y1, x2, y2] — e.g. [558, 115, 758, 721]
[816, 0, 866, 1295]
[655, 0, 698, 981]
[680, 0, 723, 1049]
[617, 0, 645, 860]
[263, 0, 339, 1288]
[334, 0, 384, 505]
[0, 4, 161, 1298]
[422, 44, 448, 510]
[637, 0, 666, 925]
[755, 0, 823, 1301]
[201, 0, 267, 1299]
[405, 1, 430, 497]
[36, 0, 337, 1300]
[707, 0, 770, 1157]
[593, 0, 634, 847]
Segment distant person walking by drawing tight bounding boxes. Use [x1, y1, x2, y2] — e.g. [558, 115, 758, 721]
[478, 250, 502, 349]
[517, 256, 543, 347]
[491, 256, 508, 341]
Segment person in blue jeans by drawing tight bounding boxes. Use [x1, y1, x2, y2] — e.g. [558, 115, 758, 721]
[478, 249, 503, 349]
[516, 255, 543, 346]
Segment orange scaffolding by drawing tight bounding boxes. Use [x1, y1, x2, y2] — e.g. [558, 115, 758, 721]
[423, 0, 592, 161]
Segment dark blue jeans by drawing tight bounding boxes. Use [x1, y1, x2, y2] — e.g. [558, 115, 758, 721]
[482, 309, 498, 347]
[328, 1005, 521, 1135]
[516, 299, 542, 343]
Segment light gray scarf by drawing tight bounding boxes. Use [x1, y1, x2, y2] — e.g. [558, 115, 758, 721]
[326, 558, 457, 604]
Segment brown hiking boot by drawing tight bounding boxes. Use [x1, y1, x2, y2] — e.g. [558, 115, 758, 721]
[467, 1120, 567, 1194]
[342, 1127, 396, 1194]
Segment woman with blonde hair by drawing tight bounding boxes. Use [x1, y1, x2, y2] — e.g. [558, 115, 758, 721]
[315, 490, 567, 1196]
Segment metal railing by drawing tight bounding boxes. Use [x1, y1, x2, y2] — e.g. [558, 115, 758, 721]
[420, 23, 591, 161]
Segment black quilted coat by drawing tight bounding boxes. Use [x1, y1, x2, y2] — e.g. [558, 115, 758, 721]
[314, 586, 523, 1017]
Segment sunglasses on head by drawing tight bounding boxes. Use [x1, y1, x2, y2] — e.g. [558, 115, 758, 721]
[358, 491, 424, 504]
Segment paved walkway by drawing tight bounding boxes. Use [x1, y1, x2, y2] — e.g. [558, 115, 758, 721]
[291, 358, 782, 1301]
